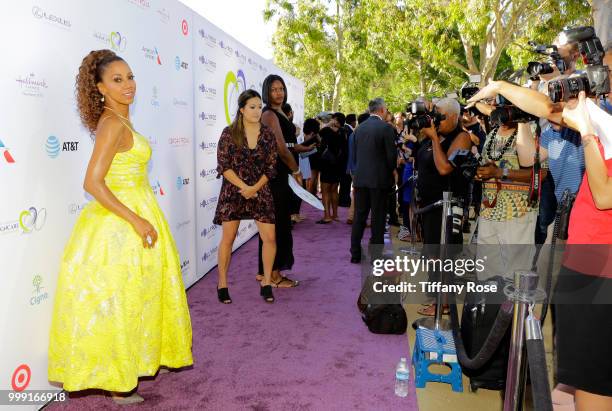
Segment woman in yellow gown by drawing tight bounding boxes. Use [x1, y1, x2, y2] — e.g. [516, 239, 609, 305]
[48, 50, 193, 403]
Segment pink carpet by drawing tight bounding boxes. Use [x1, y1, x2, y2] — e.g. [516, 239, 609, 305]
[48, 204, 418, 410]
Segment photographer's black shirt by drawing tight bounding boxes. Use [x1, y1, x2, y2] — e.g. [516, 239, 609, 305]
[416, 125, 468, 205]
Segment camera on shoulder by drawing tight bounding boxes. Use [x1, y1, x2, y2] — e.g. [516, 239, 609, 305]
[404, 100, 446, 131]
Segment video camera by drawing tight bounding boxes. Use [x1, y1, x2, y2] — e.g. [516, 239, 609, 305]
[490, 95, 538, 126]
[547, 26, 610, 102]
[404, 101, 446, 131]
[526, 42, 568, 80]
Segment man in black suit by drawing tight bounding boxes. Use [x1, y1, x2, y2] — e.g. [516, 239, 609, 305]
[350, 98, 397, 263]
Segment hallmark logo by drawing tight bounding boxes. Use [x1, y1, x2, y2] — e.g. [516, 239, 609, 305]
[16, 73, 47, 97]
[198, 56, 217, 72]
[32, 5, 71, 29]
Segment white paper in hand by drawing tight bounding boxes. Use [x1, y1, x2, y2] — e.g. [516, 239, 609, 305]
[586, 99, 612, 159]
[288, 176, 324, 210]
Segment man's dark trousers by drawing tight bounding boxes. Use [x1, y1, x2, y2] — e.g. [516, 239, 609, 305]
[350, 187, 389, 259]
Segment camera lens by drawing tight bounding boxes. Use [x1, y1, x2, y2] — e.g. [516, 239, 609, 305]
[548, 76, 590, 102]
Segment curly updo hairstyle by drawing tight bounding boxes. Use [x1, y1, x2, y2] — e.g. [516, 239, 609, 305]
[76, 49, 125, 134]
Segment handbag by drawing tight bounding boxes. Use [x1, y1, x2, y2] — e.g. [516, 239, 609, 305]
[321, 147, 337, 164]
[357, 275, 407, 335]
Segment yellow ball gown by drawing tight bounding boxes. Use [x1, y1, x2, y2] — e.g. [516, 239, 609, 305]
[48, 126, 193, 392]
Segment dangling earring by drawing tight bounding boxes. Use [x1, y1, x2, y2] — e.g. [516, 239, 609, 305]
[101, 95, 105, 102]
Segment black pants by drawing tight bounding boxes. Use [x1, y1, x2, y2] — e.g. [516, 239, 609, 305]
[350, 187, 389, 258]
[535, 173, 557, 244]
[387, 187, 399, 223]
[338, 173, 352, 207]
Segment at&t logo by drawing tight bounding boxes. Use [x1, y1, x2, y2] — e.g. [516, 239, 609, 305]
[175, 56, 188, 71]
[46, 136, 79, 158]
[0, 139, 16, 163]
[176, 176, 189, 190]
[31, 275, 49, 305]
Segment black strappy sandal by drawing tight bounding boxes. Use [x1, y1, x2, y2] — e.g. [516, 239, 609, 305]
[260, 285, 275, 303]
[217, 287, 232, 304]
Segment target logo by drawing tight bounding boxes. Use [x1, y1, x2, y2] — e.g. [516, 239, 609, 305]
[12, 364, 31, 391]
[181, 19, 188, 35]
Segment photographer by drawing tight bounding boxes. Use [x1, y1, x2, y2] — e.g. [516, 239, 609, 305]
[415, 98, 472, 316]
[471, 99, 539, 279]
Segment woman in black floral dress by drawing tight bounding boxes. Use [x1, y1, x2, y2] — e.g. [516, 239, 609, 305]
[214, 89, 277, 303]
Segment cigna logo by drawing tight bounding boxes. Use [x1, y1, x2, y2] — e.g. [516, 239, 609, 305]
[199, 196, 218, 208]
[45, 136, 79, 158]
[176, 176, 190, 190]
[0, 139, 16, 163]
[142, 46, 162, 65]
[180, 259, 190, 273]
[224, 70, 246, 125]
[200, 224, 219, 237]
[32, 5, 71, 29]
[175, 56, 188, 71]
[198, 29, 217, 46]
[199, 56, 217, 72]
[201, 245, 219, 262]
[31, 275, 49, 306]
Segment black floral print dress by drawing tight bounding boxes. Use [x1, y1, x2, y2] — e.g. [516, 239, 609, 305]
[213, 125, 277, 225]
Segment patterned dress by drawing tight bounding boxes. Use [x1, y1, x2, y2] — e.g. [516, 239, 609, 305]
[213, 125, 277, 224]
[48, 125, 193, 392]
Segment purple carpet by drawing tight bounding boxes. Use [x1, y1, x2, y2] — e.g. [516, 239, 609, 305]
[48, 205, 418, 410]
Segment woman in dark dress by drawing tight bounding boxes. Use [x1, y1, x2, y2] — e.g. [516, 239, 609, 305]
[214, 89, 277, 303]
[255, 74, 302, 288]
[317, 119, 343, 223]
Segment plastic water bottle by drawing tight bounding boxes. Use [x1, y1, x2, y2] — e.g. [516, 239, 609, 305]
[395, 357, 410, 397]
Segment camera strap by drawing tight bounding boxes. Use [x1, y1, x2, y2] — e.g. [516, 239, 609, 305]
[528, 126, 542, 207]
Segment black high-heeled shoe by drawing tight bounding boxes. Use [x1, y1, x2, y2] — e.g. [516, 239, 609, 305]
[260, 285, 275, 303]
[217, 287, 232, 304]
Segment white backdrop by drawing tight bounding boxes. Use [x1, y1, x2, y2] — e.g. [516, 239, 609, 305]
[0, 0, 303, 406]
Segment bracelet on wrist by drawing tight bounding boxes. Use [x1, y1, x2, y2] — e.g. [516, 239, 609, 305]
[292, 169, 301, 175]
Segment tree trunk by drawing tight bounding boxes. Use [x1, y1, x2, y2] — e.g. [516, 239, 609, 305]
[331, 0, 343, 111]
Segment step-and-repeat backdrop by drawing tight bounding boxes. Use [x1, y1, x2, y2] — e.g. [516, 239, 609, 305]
[0, 0, 303, 405]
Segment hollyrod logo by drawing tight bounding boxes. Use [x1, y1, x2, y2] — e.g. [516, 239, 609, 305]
[219, 40, 233, 56]
[0, 139, 16, 163]
[199, 56, 217, 72]
[198, 29, 217, 47]
[32, 5, 71, 29]
[201, 245, 219, 262]
[200, 167, 218, 180]
[31, 275, 49, 306]
[200, 223, 219, 238]
[0, 206, 49, 236]
[199, 83, 217, 99]
[200, 196, 218, 208]
[199, 112, 217, 126]
[16, 73, 48, 97]
[224, 70, 247, 125]
[181, 19, 189, 35]
[175, 56, 188, 71]
[142, 46, 162, 65]
[176, 176, 190, 190]
[110, 31, 127, 52]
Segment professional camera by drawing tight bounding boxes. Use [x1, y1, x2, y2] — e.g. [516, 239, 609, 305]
[449, 149, 480, 180]
[489, 95, 538, 126]
[405, 101, 446, 130]
[460, 74, 483, 100]
[547, 26, 610, 102]
[526, 42, 568, 80]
